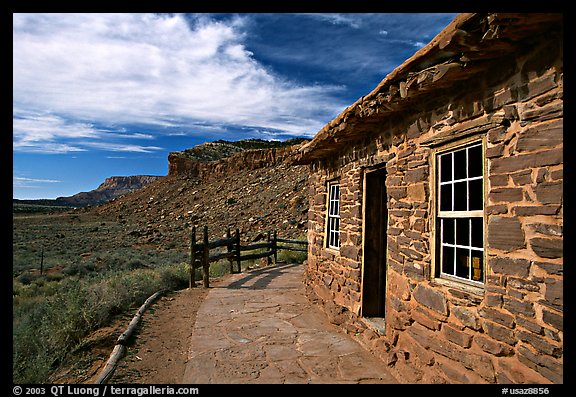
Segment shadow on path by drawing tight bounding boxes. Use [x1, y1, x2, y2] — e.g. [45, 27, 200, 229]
[223, 262, 302, 290]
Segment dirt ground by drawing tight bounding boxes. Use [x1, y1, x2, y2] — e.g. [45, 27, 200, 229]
[50, 285, 211, 384]
[110, 287, 210, 384]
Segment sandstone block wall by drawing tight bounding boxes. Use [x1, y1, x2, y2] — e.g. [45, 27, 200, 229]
[305, 34, 562, 383]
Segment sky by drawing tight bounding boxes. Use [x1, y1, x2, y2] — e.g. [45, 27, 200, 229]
[13, 12, 458, 199]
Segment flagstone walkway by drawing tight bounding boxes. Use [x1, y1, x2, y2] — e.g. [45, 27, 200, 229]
[181, 262, 398, 384]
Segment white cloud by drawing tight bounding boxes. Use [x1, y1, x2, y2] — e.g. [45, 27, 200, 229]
[300, 13, 363, 29]
[13, 176, 62, 189]
[13, 13, 346, 153]
[14, 176, 62, 183]
[12, 110, 163, 153]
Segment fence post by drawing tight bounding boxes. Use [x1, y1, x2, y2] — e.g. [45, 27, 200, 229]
[273, 230, 278, 264]
[202, 225, 210, 288]
[189, 226, 196, 288]
[235, 228, 241, 273]
[267, 231, 272, 266]
[40, 246, 44, 276]
[226, 226, 233, 274]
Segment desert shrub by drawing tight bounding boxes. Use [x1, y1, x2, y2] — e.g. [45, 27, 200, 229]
[159, 262, 190, 290]
[276, 248, 308, 264]
[12, 263, 189, 384]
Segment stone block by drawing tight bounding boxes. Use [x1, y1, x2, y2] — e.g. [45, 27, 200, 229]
[488, 256, 530, 277]
[517, 345, 563, 383]
[534, 181, 563, 205]
[387, 268, 411, 301]
[312, 193, 325, 205]
[413, 284, 448, 316]
[441, 323, 473, 348]
[542, 308, 562, 331]
[451, 306, 481, 330]
[489, 147, 562, 174]
[436, 357, 472, 383]
[487, 216, 526, 251]
[388, 309, 411, 331]
[510, 170, 532, 185]
[544, 277, 563, 308]
[388, 187, 407, 200]
[340, 244, 360, 261]
[516, 119, 563, 152]
[516, 330, 562, 358]
[486, 143, 505, 158]
[503, 296, 535, 318]
[399, 332, 435, 366]
[489, 187, 524, 203]
[485, 292, 503, 308]
[530, 237, 563, 259]
[524, 74, 558, 101]
[519, 101, 563, 124]
[533, 260, 563, 276]
[516, 317, 544, 335]
[479, 307, 515, 328]
[513, 205, 560, 216]
[405, 167, 428, 183]
[406, 182, 427, 202]
[487, 126, 508, 143]
[482, 320, 516, 345]
[528, 223, 562, 237]
[412, 306, 442, 330]
[474, 334, 514, 356]
[507, 277, 540, 292]
[489, 174, 509, 187]
[486, 204, 508, 215]
[400, 247, 424, 261]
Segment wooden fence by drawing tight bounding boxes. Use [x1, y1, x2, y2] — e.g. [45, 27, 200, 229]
[189, 225, 308, 288]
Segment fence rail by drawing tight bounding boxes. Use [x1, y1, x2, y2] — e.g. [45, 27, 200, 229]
[189, 225, 308, 288]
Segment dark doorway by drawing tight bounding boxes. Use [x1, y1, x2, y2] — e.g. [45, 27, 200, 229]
[362, 167, 388, 318]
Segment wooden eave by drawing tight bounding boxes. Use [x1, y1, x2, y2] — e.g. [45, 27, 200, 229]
[292, 12, 563, 165]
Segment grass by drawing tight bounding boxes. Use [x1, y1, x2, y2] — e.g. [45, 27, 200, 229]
[12, 211, 193, 383]
[13, 263, 190, 384]
[12, 211, 308, 383]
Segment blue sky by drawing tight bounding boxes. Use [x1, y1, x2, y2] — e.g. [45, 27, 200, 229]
[13, 13, 458, 199]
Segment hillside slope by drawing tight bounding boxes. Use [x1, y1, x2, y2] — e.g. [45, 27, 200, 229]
[56, 175, 162, 207]
[93, 142, 311, 249]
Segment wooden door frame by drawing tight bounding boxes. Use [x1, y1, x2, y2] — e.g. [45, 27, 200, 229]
[360, 164, 389, 318]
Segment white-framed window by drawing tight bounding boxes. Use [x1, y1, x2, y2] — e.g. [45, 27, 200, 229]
[436, 141, 484, 284]
[326, 181, 341, 249]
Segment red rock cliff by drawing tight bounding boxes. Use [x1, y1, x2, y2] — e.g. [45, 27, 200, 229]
[168, 144, 304, 181]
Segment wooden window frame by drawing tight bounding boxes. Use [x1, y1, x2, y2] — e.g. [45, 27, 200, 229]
[431, 137, 486, 291]
[326, 180, 341, 250]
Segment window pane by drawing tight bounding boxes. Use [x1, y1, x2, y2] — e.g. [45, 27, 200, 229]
[442, 245, 455, 275]
[440, 153, 452, 182]
[456, 218, 470, 246]
[454, 181, 467, 211]
[469, 179, 483, 211]
[468, 144, 483, 178]
[471, 251, 483, 281]
[442, 218, 455, 245]
[440, 184, 453, 211]
[456, 247, 470, 279]
[333, 185, 340, 200]
[454, 148, 467, 180]
[327, 182, 340, 249]
[471, 217, 483, 248]
[330, 200, 339, 216]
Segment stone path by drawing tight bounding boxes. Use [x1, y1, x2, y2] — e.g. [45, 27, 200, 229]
[181, 262, 398, 384]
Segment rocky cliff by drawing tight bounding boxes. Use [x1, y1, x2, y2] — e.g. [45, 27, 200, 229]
[167, 138, 308, 180]
[93, 138, 312, 246]
[56, 175, 162, 207]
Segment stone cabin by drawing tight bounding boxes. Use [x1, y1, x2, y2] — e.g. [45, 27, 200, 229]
[292, 13, 563, 383]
